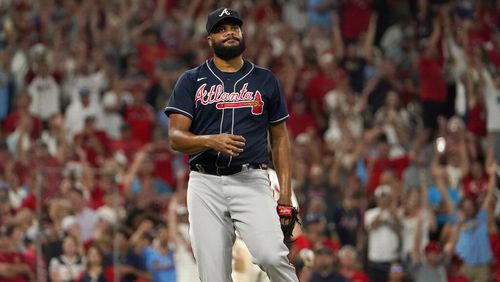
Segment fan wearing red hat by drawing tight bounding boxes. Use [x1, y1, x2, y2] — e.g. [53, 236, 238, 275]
[409, 211, 454, 282]
[409, 240, 450, 282]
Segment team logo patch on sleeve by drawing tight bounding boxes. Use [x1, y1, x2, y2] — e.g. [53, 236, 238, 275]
[195, 83, 264, 115]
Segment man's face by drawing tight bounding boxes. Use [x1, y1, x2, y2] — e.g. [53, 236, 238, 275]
[426, 251, 441, 266]
[314, 250, 335, 271]
[378, 141, 390, 158]
[208, 22, 246, 60]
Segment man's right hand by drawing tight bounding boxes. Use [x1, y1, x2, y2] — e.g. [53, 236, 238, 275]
[208, 133, 246, 156]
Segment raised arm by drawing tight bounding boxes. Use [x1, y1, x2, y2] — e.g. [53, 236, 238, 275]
[269, 122, 292, 206]
[121, 145, 151, 194]
[129, 219, 155, 247]
[432, 165, 454, 215]
[165, 194, 180, 247]
[457, 132, 470, 177]
[331, 12, 345, 60]
[424, 20, 442, 55]
[411, 212, 424, 264]
[483, 162, 498, 212]
[363, 12, 378, 60]
[419, 170, 437, 232]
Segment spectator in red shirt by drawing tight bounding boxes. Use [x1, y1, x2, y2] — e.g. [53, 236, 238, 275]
[333, 9, 377, 94]
[290, 214, 339, 265]
[31, 141, 61, 199]
[73, 116, 109, 168]
[464, 69, 487, 138]
[88, 170, 116, 211]
[447, 255, 471, 282]
[0, 223, 34, 282]
[136, 28, 167, 80]
[2, 92, 43, 140]
[288, 93, 319, 139]
[109, 123, 142, 163]
[462, 159, 489, 201]
[338, 245, 370, 282]
[340, 0, 373, 42]
[367, 131, 410, 196]
[124, 86, 156, 146]
[305, 51, 337, 130]
[487, 33, 500, 68]
[418, 21, 448, 131]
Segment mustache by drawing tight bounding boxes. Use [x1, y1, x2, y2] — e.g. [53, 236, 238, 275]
[223, 37, 240, 43]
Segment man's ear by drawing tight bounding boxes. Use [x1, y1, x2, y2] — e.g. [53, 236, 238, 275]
[207, 36, 212, 47]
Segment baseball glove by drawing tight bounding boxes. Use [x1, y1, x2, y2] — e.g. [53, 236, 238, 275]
[277, 204, 300, 243]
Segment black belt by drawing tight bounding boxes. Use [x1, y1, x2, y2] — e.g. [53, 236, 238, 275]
[190, 163, 267, 176]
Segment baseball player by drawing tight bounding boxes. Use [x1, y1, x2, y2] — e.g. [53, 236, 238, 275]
[165, 7, 299, 282]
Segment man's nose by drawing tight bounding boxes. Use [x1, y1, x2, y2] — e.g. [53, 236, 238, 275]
[224, 29, 236, 36]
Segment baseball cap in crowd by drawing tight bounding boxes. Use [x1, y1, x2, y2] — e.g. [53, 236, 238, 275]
[424, 241, 443, 254]
[351, 274, 370, 282]
[0, 181, 9, 190]
[390, 263, 404, 273]
[102, 93, 117, 108]
[374, 185, 392, 198]
[79, 86, 91, 95]
[97, 206, 118, 225]
[206, 7, 243, 34]
[61, 215, 78, 231]
[305, 214, 326, 225]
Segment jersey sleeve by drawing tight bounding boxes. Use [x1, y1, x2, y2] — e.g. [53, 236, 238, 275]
[268, 75, 289, 124]
[164, 71, 196, 119]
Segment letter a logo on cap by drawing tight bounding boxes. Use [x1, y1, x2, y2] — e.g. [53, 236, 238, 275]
[219, 8, 230, 17]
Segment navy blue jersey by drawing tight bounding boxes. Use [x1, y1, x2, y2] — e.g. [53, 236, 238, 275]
[165, 59, 289, 167]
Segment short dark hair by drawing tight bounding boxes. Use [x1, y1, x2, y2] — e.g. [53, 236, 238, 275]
[377, 133, 389, 144]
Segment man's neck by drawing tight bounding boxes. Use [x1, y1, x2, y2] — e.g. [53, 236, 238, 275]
[213, 56, 244, 73]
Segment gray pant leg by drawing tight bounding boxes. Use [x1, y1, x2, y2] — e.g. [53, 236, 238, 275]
[227, 169, 299, 282]
[188, 172, 235, 282]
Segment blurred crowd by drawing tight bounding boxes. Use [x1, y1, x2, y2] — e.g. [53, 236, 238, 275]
[0, 0, 500, 281]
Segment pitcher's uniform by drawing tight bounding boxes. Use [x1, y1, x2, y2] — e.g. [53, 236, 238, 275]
[165, 58, 298, 281]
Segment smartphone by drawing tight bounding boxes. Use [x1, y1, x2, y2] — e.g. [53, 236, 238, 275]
[436, 137, 446, 153]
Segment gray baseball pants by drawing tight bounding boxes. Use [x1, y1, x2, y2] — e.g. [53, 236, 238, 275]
[187, 168, 298, 282]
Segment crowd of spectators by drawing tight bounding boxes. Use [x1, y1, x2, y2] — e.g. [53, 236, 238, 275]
[0, 0, 499, 281]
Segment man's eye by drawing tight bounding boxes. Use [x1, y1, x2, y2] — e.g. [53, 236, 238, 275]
[215, 27, 225, 33]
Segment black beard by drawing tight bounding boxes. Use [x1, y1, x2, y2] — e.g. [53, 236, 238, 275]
[212, 37, 246, 60]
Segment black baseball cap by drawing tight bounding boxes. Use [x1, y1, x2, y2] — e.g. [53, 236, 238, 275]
[206, 8, 243, 34]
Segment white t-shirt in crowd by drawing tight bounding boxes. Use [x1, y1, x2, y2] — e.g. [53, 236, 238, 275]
[364, 207, 400, 262]
[75, 207, 98, 242]
[28, 75, 61, 121]
[64, 100, 104, 141]
[399, 209, 431, 258]
[49, 255, 85, 282]
[482, 69, 500, 132]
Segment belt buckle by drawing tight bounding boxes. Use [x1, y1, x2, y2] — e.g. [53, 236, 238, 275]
[241, 164, 249, 172]
[216, 166, 223, 176]
[195, 164, 205, 173]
